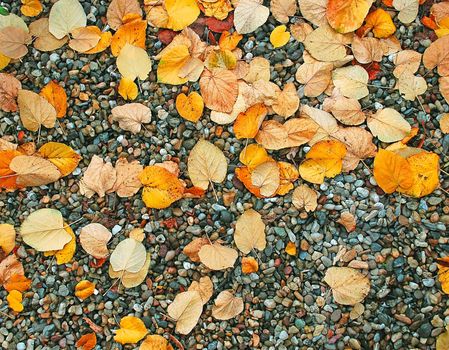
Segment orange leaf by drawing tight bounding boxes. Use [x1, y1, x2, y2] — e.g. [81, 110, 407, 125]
[75, 280, 96, 300]
[326, 0, 372, 34]
[76, 333, 97, 350]
[85, 31, 112, 54]
[7, 290, 23, 312]
[438, 257, 449, 294]
[401, 126, 419, 144]
[373, 149, 414, 194]
[285, 241, 297, 256]
[382, 0, 393, 6]
[21, 0, 42, 17]
[4, 274, 32, 292]
[118, 77, 138, 100]
[422, 16, 438, 30]
[199, 68, 238, 113]
[40, 81, 67, 118]
[277, 161, 299, 195]
[110, 17, 146, 56]
[363, 8, 396, 38]
[235, 166, 263, 198]
[38, 142, 82, 177]
[0, 150, 21, 189]
[219, 31, 243, 51]
[234, 103, 267, 139]
[241, 256, 259, 274]
[183, 186, 206, 198]
[176, 92, 204, 123]
[239, 143, 272, 170]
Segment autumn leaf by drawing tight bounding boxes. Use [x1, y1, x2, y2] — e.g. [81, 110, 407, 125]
[299, 0, 328, 26]
[0, 255, 24, 286]
[0, 73, 21, 112]
[18, 89, 57, 132]
[38, 142, 81, 177]
[79, 223, 112, 259]
[292, 184, 318, 212]
[211, 291, 244, 320]
[233, 0, 269, 34]
[324, 267, 370, 305]
[332, 66, 369, 100]
[270, 25, 290, 48]
[241, 256, 259, 274]
[48, 0, 87, 39]
[0, 26, 32, 59]
[139, 335, 174, 350]
[111, 103, 151, 134]
[373, 149, 414, 193]
[251, 161, 280, 197]
[110, 17, 146, 56]
[29, 18, 68, 52]
[234, 103, 267, 139]
[165, 0, 200, 31]
[285, 241, 297, 256]
[39, 81, 67, 118]
[367, 108, 411, 142]
[110, 158, 143, 198]
[183, 237, 210, 262]
[75, 280, 96, 300]
[117, 43, 152, 81]
[7, 289, 23, 312]
[110, 238, 146, 273]
[393, 0, 419, 24]
[4, 274, 31, 292]
[157, 44, 190, 85]
[188, 276, 213, 304]
[44, 225, 76, 264]
[167, 291, 203, 334]
[113, 316, 148, 344]
[0, 223, 16, 255]
[234, 209, 266, 254]
[198, 242, 238, 270]
[176, 92, 204, 123]
[239, 143, 272, 170]
[139, 165, 184, 209]
[271, 0, 297, 23]
[21, 0, 43, 17]
[326, 0, 373, 34]
[68, 26, 101, 53]
[361, 8, 396, 38]
[109, 252, 151, 288]
[107, 0, 142, 31]
[272, 82, 300, 118]
[200, 68, 238, 113]
[118, 77, 138, 100]
[277, 161, 299, 195]
[79, 155, 117, 198]
[304, 25, 352, 62]
[219, 31, 242, 51]
[75, 333, 97, 350]
[9, 155, 61, 187]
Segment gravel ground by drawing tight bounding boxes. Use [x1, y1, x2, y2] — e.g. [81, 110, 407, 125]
[1, 0, 449, 349]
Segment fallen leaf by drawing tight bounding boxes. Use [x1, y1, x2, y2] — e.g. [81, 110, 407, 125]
[324, 266, 370, 305]
[21, 0, 43, 17]
[76, 333, 97, 350]
[440, 113, 449, 134]
[437, 325, 449, 350]
[9, 155, 61, 187]
[373, 149, 414, 193]
[107, 0, 142, 30]
[109, 252, 151, 288]
[167, 291, 203, 334]
[299, 0, 328, 26]
[362, 8, 396, 38]
[272, 82, 299, 117]
[110, 238, 146, 273]
[200, 68, 238, 113]
[298, 140, 346, 184]
[270, 25, 290, 48]
[111, 158, 143, 197]
[352, 36, 383, 64]
[39, 81, 67, 118]
[117, 43, 151, 82]
[423, 35, 449, 76]
[211, 291, 244, 320]
[20, 208, 71, 252]
[251, 161, 280, 196]
[139, 335, 173, 350]
[337, 212, 357, 232]
[114, 316, 148, 344]
[79, 223, 112, 259]
[205, 49, 236, 70]
[234, 103, 267, 139]
[0, 13, 28, 32]
[326, 0, 373, 34]
[397, 73, 427, 101]
[292, 184, 318, 212]
[139, 165, 184, 209]
[290, 22, 313, 42]
[438, 257, 449, 294]
[271, 0, 296, 23]
[324, 95, 365, 125]
[234, 209, 266, 254]
[277, 161, 299, 195]
[304, 25, 353, 62]
[239, 143, 272, 170]
[18, 89, 57, 132]
[244, 57, 270, 83]
[295, 62, 333, 97]
[111, 103, 151, 134]
[188, 276, 213, 304]
[0, 224, 16, 255]
[85, 30, 112, 54]
[176, 92, 204, 123]
[7, 290, 23, 312]
[183, 237, 210, 262]
[38, 142, 81, 177]
[79, 155, 117, 198]
[75, 280, 95, 300]
[4, 274, 31, 292]
[166, 0, 200, 31]
[392, 50, 422, 78]
[219, 31, 243, 51]
[233, 0, 269, 34]
[157, 44, 190, 85]
[44, 225, 76, 264]
[29, 18, 68, 52]
[110, 17, 146, 56]
[0, 73, 21, 112]
[198, 242, 238, 270]
[68, 26, 101, 53]
[367, 108, 411, 142]
[332, 66, 369, 100]
[49, 0, 87, 39]
[393, 0, 419, 24]
[0, 26, 32, 59]
[188, 139, 227, 190]
[241, 256, 259, 274]
[0, 255, 24, 285]
[285, 241, 297, 255]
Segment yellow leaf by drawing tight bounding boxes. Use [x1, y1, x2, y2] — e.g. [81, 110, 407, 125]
[4, 274, 31, 292]
[113, 316, 148, 344]
[299, 140, 346, 184]
[206, 49, 237, 70]
[139, 335, 174, 350]
[75, 280, 96, 300]
[285, 241, 297, 256]
[239, 144, 271, 170]
[165, 0, 200, 31]
[373, 149, 414, 193]
[176, 92, 204, 123]
[0, 52, 11, 70]
[39, 81, 67, 118]
[38, 142, 81, 177]
[139, 166, 184, 209]
[0, 223, 16, 255]
[85, 31, 112, 54]
[117, 43, 152, 81]
[438, 257, 449, 294]
[437, 325, 449, 350]
[44, 225, 76, 265]
[234, 103, 267, 139]
[110, 17, 146, 56]
[7, 290, 23, 312]
[363, 8, 396, 38]
[21, 0, 43, 17]
[157, 45, 190, 85]
[198, 0, 233, 20]
[118, 77, 138, 100]
[270, 25, 290, 48]
[277, 161, 299, 195]
[241, 256, 259, 274]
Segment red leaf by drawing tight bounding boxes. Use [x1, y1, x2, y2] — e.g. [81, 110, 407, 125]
[89, 257, 107, 268]
[157, 29, 178, 45]
[206, 13, 234, 33]
[422, 16, 437, 30]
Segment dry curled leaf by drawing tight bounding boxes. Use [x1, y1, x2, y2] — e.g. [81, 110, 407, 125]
[167, 291, 203, 335]
[272, 82, 299, 118]
[75, 280, 96, 300]
[79, 223, 112, 259]
[234, 209, 266, 254]
[4, 274, 31, 292]
[211, 291, 244, 320]
[0, 255, 24, 286]
[79, 155, 117, 198]
[324, 267, 370, 305]
[292, 184, 318, 212]
[241, 256, 259, 274]
[76, 333, 97, 350]
[111, 103, 151, 134]
[110, 158, 143, 197]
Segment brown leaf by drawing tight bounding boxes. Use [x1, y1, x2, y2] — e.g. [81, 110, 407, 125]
[107, 0, 142, 30]
[423, 35, 449, 77]
[0, 26, 32, 59]
[251, 161, 280, 197]
[79, 155, 117, 198]
[110, 158, 143, 197]
[183, 237, 210, 262]
[111, 103, 151, 134]
[393, 50, 421, 78]
[0, 73, 21, 112]
[324, 267, 370, 305]
[292, 184, 318, 212]
[29, 18, 68, 52]
[323, 94, 365, 125]
[211, 291, 244, 320]
[270, 0, 297, 23]
[188, 276, 213, 304]
[79, 223, 112, 259]
[295, 62, 333, 97]
[199, 68, 238, 113]
[167, 291, 203, 335]
[9, 155, 61, 186]
[0, 254, 24, 285]
[352, 36, 383, 64]
[68, 26, 101, 53]
[272, 82, 300, 118]
[17, 90, 57, 132]
[198, 242, 238, 270]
